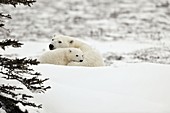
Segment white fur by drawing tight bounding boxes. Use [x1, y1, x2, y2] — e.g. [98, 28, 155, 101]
[39, 48, 84, 65]
[50, 35, 105, 67]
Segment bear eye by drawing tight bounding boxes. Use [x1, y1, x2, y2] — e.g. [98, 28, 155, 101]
[58, 41, 62, 43]
[76, 55, 79, 57]
[52, 39, 54, 41]
[70, 40, 74, 44]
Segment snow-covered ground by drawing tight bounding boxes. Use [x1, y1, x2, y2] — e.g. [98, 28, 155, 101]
[1, 0, 170, 113]
[30, 63, 170, 113]
[0, 39, 170, 113]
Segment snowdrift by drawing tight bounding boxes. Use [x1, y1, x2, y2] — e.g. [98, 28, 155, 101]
[32, 63, 170, 113]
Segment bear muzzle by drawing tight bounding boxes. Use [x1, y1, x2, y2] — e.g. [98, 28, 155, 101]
[80, 60, 83, 62]
[49, 44, 54, 50]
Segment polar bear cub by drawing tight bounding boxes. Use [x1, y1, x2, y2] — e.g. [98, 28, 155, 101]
[49, 35, 105, 67]
[39, 48, 84, 65]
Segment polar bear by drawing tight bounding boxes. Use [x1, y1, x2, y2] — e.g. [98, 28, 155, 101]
[49, 35, 104, 67]
[39, 48, 84, 65]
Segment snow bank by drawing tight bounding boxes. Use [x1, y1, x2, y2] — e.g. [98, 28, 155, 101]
[32, 63, 170, 113]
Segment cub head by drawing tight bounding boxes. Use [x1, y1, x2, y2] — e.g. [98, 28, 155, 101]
[67, 48, 84, 62]
[49, 35, 75, 50]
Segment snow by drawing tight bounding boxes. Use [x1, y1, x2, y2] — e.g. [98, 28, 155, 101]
[31, 63, 170, 113]
[0, 33, 170, 113]
[86, 38, 155, 54]
[1, 0, 170, 112]
[0, 36, 170, 113]
[1, 40, 170, 113]
[0, 108, 6, 113]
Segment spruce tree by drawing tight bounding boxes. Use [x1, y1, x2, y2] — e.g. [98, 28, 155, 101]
[0, 1, 50, 113]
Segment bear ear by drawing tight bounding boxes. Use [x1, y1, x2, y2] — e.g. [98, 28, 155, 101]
[69, 49, 72, 53]
[69, 40, 74, 44]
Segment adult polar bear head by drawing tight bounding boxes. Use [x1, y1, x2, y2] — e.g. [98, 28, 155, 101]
[49, 35, 92, 52]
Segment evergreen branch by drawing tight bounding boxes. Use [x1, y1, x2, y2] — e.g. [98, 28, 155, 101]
[0, 39, 23, 50]
[18, 100, 42, 108]
[0, 23, 4, 27]
[0, 85, 42, 109]
[0, 94, 27, 113]
[0, 13, 12, 19]
[0, 56, 50, 109]
[22, 94, 33, 100]
[0, 56, 50, 93]
[0, 0, 45, 112]
[0, 0, 36, 7]
[0, 88, 42, 108]
[0, 85, 23, 90]
[0, 85, 20, 98]
[0, 94, 42, 112]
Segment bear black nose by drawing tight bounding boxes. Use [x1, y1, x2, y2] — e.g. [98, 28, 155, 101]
[49, 44, 54, 50]
[80, 60, 83, 62]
